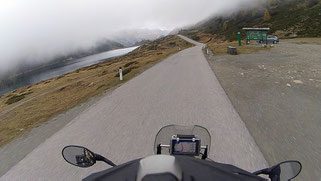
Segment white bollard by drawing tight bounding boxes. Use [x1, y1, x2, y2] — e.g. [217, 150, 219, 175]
[207, 48, 209, 55]
[119, 67, 123, 81]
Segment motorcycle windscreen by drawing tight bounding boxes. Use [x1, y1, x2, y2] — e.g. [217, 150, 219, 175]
[154, 125, 211, 155]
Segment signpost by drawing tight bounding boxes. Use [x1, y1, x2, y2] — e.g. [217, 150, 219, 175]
[237, 32, 241, 46]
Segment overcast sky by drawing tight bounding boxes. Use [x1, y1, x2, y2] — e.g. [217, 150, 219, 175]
[0, 0, 259, 75]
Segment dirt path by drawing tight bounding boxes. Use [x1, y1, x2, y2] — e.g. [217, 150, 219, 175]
[205, 39, 321, 180]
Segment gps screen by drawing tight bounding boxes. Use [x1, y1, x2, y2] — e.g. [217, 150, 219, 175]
[174, 141, 196, 153]
[172, 139, 199, 155]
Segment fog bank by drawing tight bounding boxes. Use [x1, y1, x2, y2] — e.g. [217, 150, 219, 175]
[0, 0, 260, 76]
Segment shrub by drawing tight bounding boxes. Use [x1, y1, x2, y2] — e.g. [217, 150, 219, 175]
[264, 9, 271, 21]
[168, 42, 176, 47]
[5, 91, 33, 105]
[191, 35, 200, 41]
[147, 44, 158, 50]
[124, 61, 138, 67]
[59, 86, 66, 91]
[96, 84, 106, 90]
[87, 64, 102, 70]
[98, 70, 108, 77]
[6, 94, 25, 105]
[306, 0, 318, 8]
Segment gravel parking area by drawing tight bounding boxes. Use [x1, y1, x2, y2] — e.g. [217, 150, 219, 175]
[205, 39, 321, 180]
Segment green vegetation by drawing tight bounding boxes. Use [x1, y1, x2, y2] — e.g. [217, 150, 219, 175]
[96, 84, 107, 90]
[5, 95, 25, 105]
[167, 42, 177, 47]
[124, 61, 138, 67]
[181, 0, 321, 41]
[5, 91, 33, 105]
[191, 35, 200, 41]
[147, 44, 158, 50]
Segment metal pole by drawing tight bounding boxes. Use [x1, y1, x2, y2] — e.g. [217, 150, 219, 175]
[119, 67, 123, 81]
[237, 32, 241, 46]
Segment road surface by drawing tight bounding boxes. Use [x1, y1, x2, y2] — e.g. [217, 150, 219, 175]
[1, 35, 267, 180]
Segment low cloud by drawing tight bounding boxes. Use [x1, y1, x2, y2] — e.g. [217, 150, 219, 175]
[0, 0, 259, 75]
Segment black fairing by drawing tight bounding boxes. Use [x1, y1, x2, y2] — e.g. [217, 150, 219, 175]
[83, 159, 141, 181]
[142, 173, 178, 181]
[83, 156, 266, 181]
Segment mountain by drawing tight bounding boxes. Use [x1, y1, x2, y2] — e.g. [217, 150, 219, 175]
[110, 29, 169, 46]
[0, 39, 125, 81]
[59, 39, 125, 62]
[180, 0, 321, 41]
[91, 39, 125, 54]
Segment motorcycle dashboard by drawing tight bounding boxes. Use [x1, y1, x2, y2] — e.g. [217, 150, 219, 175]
[154, 125, 211, 155]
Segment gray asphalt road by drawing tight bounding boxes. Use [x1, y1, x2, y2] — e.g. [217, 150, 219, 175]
[1, 35, 267, 180]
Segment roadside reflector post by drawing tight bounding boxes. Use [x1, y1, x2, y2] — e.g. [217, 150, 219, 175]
[119, 67, 123, 81]
[207, 48, 209, 55]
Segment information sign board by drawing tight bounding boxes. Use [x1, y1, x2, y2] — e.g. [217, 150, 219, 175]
[247, 31, 267, 40]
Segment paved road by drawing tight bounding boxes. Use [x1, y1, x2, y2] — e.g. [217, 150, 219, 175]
[1, 35, 267, 180]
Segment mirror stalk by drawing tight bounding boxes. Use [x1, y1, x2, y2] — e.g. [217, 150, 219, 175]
[94, 154, 117, 167]
[253, 168, 270, 175]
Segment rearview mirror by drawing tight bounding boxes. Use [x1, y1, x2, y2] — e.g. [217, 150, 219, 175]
[62, 145, 96, 168]
[277, 161, 302, 181]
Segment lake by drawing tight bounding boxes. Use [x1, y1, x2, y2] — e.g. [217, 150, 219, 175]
[0, 46, 138, 95]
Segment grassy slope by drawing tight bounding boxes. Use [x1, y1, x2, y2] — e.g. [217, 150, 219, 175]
[0, 35, 193, 147]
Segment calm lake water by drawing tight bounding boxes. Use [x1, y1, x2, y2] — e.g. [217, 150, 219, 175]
[0, 46, 138, 95]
